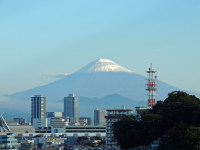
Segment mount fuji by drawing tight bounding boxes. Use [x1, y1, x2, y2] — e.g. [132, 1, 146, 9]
[77, 58, 133, 73]
[2, 58, 200, 119]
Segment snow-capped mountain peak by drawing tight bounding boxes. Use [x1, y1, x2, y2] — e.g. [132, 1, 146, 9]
[76, 58, 133, 73]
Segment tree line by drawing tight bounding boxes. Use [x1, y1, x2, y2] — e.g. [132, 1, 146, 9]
[113, 91, 200, 150]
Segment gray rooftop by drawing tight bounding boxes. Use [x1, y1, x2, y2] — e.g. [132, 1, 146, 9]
[9, 126, 35, 133]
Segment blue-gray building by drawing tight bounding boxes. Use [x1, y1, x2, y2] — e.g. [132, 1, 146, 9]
[64, 94, 78, 123]
[94, 109, 106, 126]
[31, 95, 46, 123]
[79, 117, 93, 125]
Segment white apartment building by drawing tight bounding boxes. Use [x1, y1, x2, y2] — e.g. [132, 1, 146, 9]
[105, 109, 134, 147]
[51, 117, 69, 129]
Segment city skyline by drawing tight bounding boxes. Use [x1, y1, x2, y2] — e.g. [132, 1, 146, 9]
[0, 0, 200, 98]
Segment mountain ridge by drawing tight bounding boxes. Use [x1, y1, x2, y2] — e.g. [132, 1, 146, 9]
[2, 59, 200, 117]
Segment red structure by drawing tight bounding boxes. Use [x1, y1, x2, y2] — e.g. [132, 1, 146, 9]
[146, 64, 157, 107]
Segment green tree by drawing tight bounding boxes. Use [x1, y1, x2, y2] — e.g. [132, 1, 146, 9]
[112, 117, 142, 149]
[161, 91, 200, 128]
[158, 122, 189, 150]
[184, 126, 200, 150]
[140, 113, 164, 145]
[112, 91, 200, 149]
[159, 124, 200, 150]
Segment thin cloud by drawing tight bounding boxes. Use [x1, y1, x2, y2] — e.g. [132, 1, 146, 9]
[0, 96, 11, 103]
[41, 73, 70, 81]
[54, 73, 70, 79]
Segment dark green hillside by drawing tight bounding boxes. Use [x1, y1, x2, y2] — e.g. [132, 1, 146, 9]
[113, 91, 200, 150]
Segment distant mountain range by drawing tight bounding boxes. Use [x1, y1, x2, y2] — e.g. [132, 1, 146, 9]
[78, 94, 148, 117]
[1, 58, 200, 120]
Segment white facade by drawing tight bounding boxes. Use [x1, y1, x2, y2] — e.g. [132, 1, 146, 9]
[51, 125, 106, 137]
[46, 112, 63, 126]
[50, 117, 69, 128]
[46, 112, 63, 118]
[33, 118, 47, 128]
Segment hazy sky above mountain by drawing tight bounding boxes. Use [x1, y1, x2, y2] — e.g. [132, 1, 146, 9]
[0, 0, 200, 96]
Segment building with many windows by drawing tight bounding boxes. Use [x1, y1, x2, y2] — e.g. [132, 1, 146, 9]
[31, 95, 46, 122]
[51, 125, 106, 136]
[0, 133, 19, 149]
[46, 112, 63, 118]
[105, 108, 134, 147]
[51, 117, 69, 129]
[31, 95, 47, 128]
[94, 109, 106, 126]
[46, 112, 63, 126]
[32, 118, 47, 129]
[64, 94, 78, 123]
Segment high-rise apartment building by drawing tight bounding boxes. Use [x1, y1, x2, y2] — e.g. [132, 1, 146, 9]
[31, 95, 46, 122]
[94, 109, 106, 126]
[105, 108, 134, 147]
[64, 94, 78, 123]
[31, 95, 47, 128]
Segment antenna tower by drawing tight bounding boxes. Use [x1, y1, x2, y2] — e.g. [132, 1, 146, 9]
[146, 64, 157, 107]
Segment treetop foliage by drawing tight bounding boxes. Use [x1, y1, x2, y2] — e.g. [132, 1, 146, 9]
[113, 91, 200, 150]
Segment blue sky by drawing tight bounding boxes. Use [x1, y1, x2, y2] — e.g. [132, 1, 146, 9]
[0, 0, 200, 95]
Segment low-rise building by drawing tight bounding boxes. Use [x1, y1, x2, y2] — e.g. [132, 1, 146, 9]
[35, 127, 51, 133]
[51, 125, 106, 137]
[135, 106, 148, 115]
[0, 133, 19, 149]
[33, 118, 48, 129]
[46, 112, 63, 126]
[79, 118, 88, 126]
[9, 126, 35, 135]
[79, 117, 93, 126]
[14, 118, 27, 125]
[51, 117, 69, 129]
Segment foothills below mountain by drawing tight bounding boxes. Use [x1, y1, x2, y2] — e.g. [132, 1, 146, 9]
[3, 59, 200, 118]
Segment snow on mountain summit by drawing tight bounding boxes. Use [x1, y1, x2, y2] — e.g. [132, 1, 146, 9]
[76, 58, 133, 73]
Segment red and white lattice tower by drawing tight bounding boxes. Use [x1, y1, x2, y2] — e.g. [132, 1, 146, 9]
[146, 64, 157, 107]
